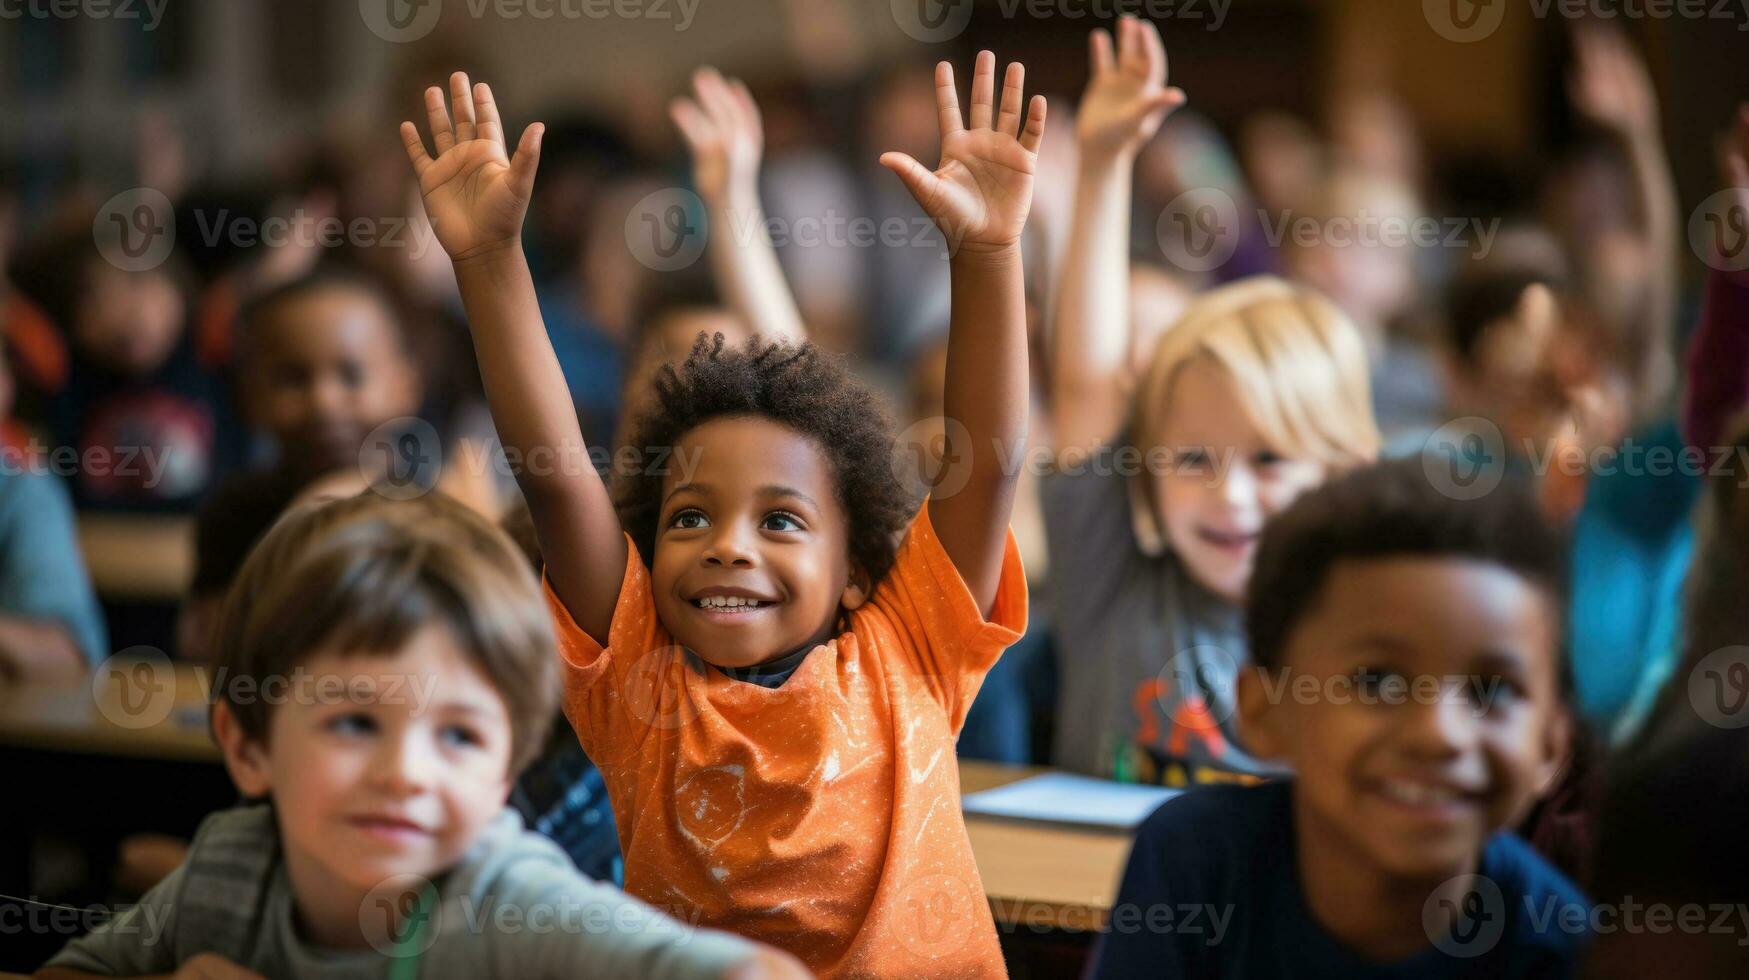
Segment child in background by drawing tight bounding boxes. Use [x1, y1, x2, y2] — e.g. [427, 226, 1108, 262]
[1047, 17, 1379, 786]
[40, 491, 804, 979]
[179, 266, 424, 662]
[1095, 458, 1584, 978]
[7, 219, 233, 513]
[0, 342, 108, 681]
[404, 54, 1041, 975]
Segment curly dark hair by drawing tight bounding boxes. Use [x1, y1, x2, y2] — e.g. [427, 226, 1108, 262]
[1246, 457, 1570, 687]
[614, 333, 915, 588]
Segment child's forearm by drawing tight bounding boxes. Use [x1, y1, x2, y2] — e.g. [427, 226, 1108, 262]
[1622, 125, 1680, 417]
[707, 185, 807, 343]
[931, 243, 1029, 613]
[1051, 151, 1137, 456]
[452, 246, 627, 638]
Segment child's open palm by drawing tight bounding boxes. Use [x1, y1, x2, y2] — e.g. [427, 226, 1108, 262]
[401, 73, 544, 263]
[880, 52, 1046, 254]
[1076, 16, 1186, 158]
[671, 67, 763, 204]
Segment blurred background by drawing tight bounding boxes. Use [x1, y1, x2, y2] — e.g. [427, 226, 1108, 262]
[3, 1, 1749, 971]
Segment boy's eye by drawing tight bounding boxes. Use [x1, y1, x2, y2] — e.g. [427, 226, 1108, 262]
[1176, 448, 1211, 468]
[1471, 674, 1524, 712]
[439, 724, 482, 749]
[762, 511, 803, 532]
[327, 713, 376, 736]
[1353, 666, 1399, 698]
[339, 361, 365, 388]
[669, 509, 709, 530]
[1255, 450, 1286, 467]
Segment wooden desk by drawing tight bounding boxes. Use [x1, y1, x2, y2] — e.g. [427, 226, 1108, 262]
[76, 514, 195, 602]
[0, 659, 218, 763]
[959, 761, 1136, 933]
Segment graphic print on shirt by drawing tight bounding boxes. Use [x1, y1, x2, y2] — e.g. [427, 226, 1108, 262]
[1116, 644, 1264, 788]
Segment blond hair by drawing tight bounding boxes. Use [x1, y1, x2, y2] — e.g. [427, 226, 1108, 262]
[1129, 277, 1381, 552]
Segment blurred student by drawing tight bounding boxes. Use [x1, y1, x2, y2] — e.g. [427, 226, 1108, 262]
[8, 218, 235, 514]
[0, 343, 107, 681]
[179, 266, 423, 661]
[1047, 18, 1379, 786]
[404, 53, 1040, 974]
[38, 492, 804, 979]
[1095, 459, 1585, 978]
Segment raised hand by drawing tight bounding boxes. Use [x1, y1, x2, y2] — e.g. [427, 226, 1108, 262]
[880, 51, 1046, 255]
[401, 72, 544, 263]
[1077, 16, 1186, 159]
[671, 67, 764, 205]
[1569, 26, 1659, 141]
[1722, 104, 1749, 213]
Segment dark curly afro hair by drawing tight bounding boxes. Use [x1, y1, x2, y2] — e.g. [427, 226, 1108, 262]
[614, 333, 916, 589]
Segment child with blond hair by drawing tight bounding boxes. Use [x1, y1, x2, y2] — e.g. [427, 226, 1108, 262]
[1046, 17, 1380, 785]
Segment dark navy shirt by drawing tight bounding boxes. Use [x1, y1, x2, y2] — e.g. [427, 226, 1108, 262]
[1092, 780, 1590, 979]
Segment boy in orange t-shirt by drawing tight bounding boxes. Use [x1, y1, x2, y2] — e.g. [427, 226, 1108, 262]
[403, 54, 1046, 977]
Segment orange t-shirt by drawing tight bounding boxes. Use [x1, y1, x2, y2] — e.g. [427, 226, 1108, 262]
[544, 505, 1027, 978]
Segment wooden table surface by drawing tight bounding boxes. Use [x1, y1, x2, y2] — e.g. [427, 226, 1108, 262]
[0, 669, 1132, 933]
[958, 760, 1136, 932]
[0, 658, 217, 763]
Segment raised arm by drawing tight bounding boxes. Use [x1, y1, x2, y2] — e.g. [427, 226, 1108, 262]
[402, 74, 625, 642]
[1683, 104, 1749, 451]
[880, 52, 1044, 613]
[670, 68, 807, 344]
[1569, 25, 1679, 421]
[1051, 17, 1186, 458]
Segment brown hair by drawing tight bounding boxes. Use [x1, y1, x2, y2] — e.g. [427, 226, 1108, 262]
[210, 491, 559, 775]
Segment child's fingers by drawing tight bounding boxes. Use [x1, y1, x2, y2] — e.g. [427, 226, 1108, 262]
[969, 50, 996, 131]
[424, 86, 456, 154]
[879, 151, 940, 206]
[1118, 16, 1145, 77]
[696, 68, 738, 128]
[1140, 17, 1168, 84]
[450, 72, 477, 143]
[670, 98, 712, 150]
[997, 62, 1025, 138]
[1019, 94, 1048, 154]
[509, 123, 544, 200]
[933, 61, 965, 139]
[399, 121, 434, 176]
[1130, 87, 1186, 127]
[730, 79, 762, 142]
[474, 82, 505, 147]
[1089, 28, 1115, 77]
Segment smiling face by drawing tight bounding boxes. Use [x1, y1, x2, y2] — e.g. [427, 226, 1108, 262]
[1240, 556, 1567, 882]
[1150, 357, 1329, 603]
[652, 415, 863, 670]
[218, 624, 514, 925]
[244, 284, 421, 476]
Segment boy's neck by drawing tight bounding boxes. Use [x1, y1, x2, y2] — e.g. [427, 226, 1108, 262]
[282, 842, 392, 952]
[1292, 790, 1483, 963]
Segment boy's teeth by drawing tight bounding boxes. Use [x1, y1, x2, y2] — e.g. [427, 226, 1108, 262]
[1380, 780, 1460, 806]
[694, 596, 765, 609]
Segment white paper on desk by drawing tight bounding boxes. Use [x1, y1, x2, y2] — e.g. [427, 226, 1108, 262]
[961, 774, 1181, 829]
